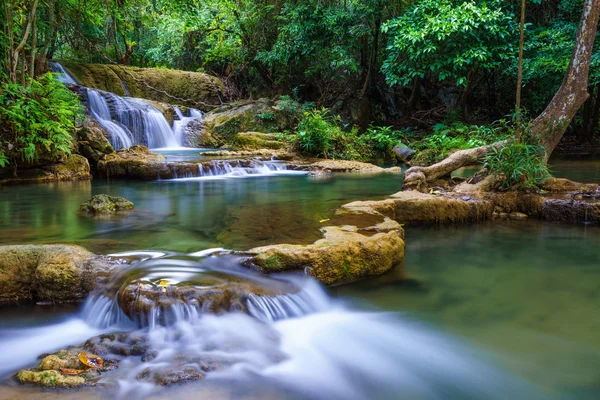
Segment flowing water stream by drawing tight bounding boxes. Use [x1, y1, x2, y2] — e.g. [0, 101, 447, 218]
[4, 64, 600, 398]
[1, 162, 599, 399]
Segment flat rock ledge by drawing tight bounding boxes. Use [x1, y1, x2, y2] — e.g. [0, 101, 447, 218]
[307, 159, 402, 174]
[336, 178, 600, 225]
[0, 154, 91, 186]
[0, 244, 123, 305]
[247, 222, 405, 286]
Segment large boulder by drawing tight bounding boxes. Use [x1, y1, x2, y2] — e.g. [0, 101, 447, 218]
[96, 145, 168, 179]
[59, 61, 224, 108]
[192, 98, 302, 148]
[0, 244, 114, 305]
[76, 119, 115, 166]
[0, 154, 91, 185]
[248, 225, 405, 285]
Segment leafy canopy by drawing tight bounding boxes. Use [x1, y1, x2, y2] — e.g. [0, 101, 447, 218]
[382, 0, 516, 86]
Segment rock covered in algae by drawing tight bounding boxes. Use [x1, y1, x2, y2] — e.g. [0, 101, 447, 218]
[16, 370, 86, 387]
[79, 194, 134, 214]
[0, 244, 122, 305]
[308, 159, 402, 174]
[0, 154, 91, 185]
[248, 225, 405, 285]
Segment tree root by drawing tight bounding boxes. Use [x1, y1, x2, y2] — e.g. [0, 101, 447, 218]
[403, 140, 507, 191]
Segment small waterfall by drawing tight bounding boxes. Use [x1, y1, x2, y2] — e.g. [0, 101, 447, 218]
[247, 278, 332, 322]
[50, 61, 205, 150]
[86, 88, 178, 149]
[80, 294, 134, 329]
[170, 107, 204, 148]
[49, 61, 78, 84]
[87, 88, 134, 149]
[167, 160, 301, 180]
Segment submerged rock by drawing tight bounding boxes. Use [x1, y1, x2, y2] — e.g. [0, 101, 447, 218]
[0, 244, 120, 305]
[116, 272, 289, 323]
[79, 194, 134, 214]
[248, 225, 405, 285]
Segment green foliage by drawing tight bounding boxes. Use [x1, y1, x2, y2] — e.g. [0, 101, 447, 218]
[257, 112, 276, 121]
[484, 140, 550, 190]
[412, 122, 507, 164]
[288, 109, 407, 161]
[382, 0, 516, 87]
[0, 74, 83, 170]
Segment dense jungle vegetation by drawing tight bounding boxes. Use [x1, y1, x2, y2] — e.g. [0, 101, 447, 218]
[1, 0, 599, 187]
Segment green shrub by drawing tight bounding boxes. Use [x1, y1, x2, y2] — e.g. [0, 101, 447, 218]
[484, 139, 550, 190]
[411, 122, 507, 165]
[0, 73, 84, 173]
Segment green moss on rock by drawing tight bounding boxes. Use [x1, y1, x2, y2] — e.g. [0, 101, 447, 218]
[59, 61, 223, 108]
[79, 194, 134, 214]
[17, 370, 86, 387]
[249, 225, 405, 285]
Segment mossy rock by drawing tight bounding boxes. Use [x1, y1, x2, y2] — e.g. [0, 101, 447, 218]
[249, 225, 405, 285]
[79, 194, 134, 214]
[96, 145, 170, 180]
[0, 154, 91, 185]
[16, 369, 86, 387]
[231, 132, 285, 151]
[194, 98, 302, 148]
[59, 61, 224, 109]
[76, 119, 115, 166]
[0, 244, 110, 304]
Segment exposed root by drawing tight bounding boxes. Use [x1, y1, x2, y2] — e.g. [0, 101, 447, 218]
[402, 140, 507, 191]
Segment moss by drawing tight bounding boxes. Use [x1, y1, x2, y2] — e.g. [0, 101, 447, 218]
[231, 132, 285, 151]
[16, 370, 86, 387]
[60, 62, 223, 108]
[79, 194, 134, 214]
[0, 244, 95, 304]
[249, 226, 405, 285]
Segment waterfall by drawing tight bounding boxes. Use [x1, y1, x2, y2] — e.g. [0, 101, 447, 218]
[87, 89, 133, 149]
[170, 107, 204, 149]
[86, 88, 181, 149]
[49, 61, 78, 84]
[51, 61, 205, 150]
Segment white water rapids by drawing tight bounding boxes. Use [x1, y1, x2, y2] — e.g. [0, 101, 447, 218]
[0, 250, 543, 400]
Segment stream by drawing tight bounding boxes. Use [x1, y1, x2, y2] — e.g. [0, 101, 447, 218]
[0, 154, 599, 399]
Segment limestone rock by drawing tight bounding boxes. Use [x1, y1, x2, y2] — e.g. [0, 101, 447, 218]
[248, 225, 405, 285]
[231, 132, 286, 151]
[76, 119, 114, 165]
[60, 61, 224, 108]
[16, 370, 86, 387]
[192, 98, 302, 148]
[0, 244, 118, 305]
[0, 154, 91, 185]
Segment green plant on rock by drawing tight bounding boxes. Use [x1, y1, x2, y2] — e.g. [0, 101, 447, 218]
[412, 121, 507, 165]
[484, 137, 550, 190]
[0, 74, 84, 175]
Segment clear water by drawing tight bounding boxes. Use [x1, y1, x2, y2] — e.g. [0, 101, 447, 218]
[0, 173, 404, 252]
[1, 159, 599, 399]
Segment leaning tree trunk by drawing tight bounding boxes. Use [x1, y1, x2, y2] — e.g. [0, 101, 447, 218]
[530, 0, 600, 158]
[403, 0, 600, 190]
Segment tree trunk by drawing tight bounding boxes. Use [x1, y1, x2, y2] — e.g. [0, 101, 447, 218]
[530, 0, 600, 158]
[402, 0, 600, 190]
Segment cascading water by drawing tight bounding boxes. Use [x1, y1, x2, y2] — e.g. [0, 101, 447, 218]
[168, 106, 204, 149]
[49, 61, 78, 84]
[0, 250, 544, 399]
[52, 61, 205, 150]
